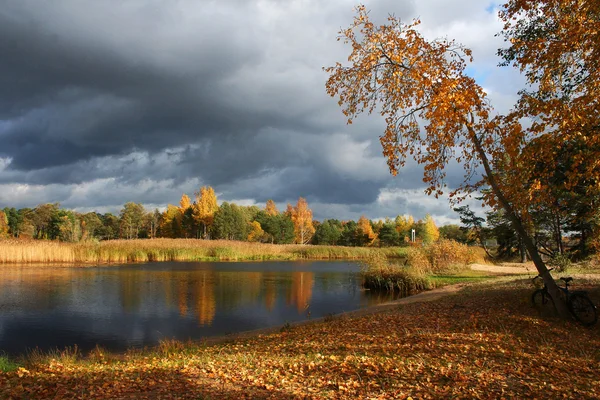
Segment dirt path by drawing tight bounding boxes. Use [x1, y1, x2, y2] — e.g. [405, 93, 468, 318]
[470, 262, 535, 275]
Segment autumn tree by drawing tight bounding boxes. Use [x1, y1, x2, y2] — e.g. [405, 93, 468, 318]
[356, 215, 377, 246]
[265, 199, 279, 216]
[247, 220, 267, 242]
[325, 3, 599, 316]
[179, 194, 192, 212]
[53, 210, 82, 242]
[420, 214, 440, 244]
[177, 194, 195, 238]
[159, 205, 183, 238]
[0, 210, 9, 238]
[287, 197, 315, 245]
[193, 186, 219, 239]
[395, 215, 414, 243]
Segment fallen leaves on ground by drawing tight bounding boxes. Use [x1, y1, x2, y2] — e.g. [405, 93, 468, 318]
[1, 278, 599, 399]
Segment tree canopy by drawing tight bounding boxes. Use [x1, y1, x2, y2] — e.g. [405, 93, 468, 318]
[326, 1, 599, 316]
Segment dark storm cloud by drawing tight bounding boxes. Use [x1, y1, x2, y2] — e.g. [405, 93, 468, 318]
[0, 0, 282, 170]
[0, 0, 510, 221]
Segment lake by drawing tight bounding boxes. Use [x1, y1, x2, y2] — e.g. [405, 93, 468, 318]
[0, 261, 398, 355]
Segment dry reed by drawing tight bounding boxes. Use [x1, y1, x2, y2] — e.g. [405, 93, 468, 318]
[0, 238, 407, 264]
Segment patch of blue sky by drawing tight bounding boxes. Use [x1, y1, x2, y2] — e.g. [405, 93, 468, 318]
[465, 67, 491, 86]
[485, 2, 497, 14]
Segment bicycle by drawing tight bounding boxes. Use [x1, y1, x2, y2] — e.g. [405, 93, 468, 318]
[531, 269, 598, 327]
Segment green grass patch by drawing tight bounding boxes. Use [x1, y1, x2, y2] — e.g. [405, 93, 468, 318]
[0, 355, 19, 372]
[428, 270, 496, 286]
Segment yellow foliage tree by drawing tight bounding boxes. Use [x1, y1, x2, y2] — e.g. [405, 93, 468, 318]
[159, 205, 183, 238]
[193, 186, 219, 239]
[0, 210, 9, 238]
[179, 194, 192, 213]
[265, 199, 279, 216]
[395, 215, 414, 242]
[288, 197, 315, 245]
[247, 220, 266, 242]
[357, 215, 377, 246]
[422, 214, 440, 244]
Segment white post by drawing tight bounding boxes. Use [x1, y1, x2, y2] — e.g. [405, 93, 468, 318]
[411, 229, 415, 242]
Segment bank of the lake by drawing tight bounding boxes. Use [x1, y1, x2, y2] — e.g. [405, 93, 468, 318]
[2, 277, 598, 399]
[0, 238, 407, 264]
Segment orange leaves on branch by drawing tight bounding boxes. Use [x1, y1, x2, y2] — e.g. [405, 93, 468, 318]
[325, 5, 494, 201]
[498, 0, 600, 210]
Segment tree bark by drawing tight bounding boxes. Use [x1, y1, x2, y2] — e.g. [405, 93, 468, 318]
[555, 212, 564, 255]
[466, 122, 571, 318]
[519, 235, 527, 263]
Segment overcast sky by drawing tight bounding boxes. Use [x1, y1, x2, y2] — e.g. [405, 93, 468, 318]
[0, 0, 526, 224]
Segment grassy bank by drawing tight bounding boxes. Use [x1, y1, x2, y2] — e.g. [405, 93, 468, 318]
[361, 240, 488, 294]
[0, 238, 407, 264]
[1, 278, 598, 398]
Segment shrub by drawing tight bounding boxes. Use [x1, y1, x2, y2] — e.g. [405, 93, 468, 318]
[407, 239, 479, 274]
[361, 253, 431, 295]
[547, 253, 572, 273]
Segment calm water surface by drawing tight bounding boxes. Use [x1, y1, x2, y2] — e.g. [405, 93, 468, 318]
[0, 261, 398, 355]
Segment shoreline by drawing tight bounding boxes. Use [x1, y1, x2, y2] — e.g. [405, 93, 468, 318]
[199, 281, 469, 347]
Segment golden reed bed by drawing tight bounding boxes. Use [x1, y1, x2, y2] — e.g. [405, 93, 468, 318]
[0, 239, 405, 264]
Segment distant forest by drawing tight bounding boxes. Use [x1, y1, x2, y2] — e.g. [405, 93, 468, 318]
[3, 185, 594, 257]
[0, 186, 443, 247]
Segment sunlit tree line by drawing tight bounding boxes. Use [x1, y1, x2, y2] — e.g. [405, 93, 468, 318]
[0, 186, 442, 246]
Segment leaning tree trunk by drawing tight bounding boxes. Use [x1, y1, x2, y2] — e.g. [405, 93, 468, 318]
[468, 124, 571, 319]
[555, 212, 564, 255]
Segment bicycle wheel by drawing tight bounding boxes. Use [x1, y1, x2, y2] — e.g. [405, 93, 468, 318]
[532, 289, 555, 317]
[568, 293, 598, 327]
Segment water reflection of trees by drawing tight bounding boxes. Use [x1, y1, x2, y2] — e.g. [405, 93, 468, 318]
[286, 272, 314, 313]
[194, 272, 215, 326]
[0, 265, 355, 325]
